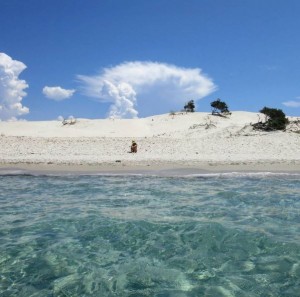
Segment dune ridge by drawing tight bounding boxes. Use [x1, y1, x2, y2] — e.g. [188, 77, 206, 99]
[0, 112, 299, 172]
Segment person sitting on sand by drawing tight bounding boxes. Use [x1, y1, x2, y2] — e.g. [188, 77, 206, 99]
[131, 140, 137, 153]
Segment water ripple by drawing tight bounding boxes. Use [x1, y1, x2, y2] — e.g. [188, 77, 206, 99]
[0, 175, 300, 296]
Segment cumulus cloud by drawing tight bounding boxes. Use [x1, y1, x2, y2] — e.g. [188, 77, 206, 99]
[282, 100, 300, 108]
[43, 86, 75, 101]
[57, 115, 64, 121]
[77, 61, 216, 118]
[0, 53, 29, 120]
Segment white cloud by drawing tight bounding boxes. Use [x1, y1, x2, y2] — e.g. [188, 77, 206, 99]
[77, 61, 217, 118]
[0, 53, 29, 120]
[282, 100, 300, 108]
[43, 86, 75, 101]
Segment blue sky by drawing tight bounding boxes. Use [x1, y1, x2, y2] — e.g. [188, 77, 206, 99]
[1, 0, 300, 120]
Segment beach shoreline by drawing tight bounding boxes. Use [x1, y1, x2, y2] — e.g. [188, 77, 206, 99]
[1, 112, 299, 175]
[1, 160, 300, 176]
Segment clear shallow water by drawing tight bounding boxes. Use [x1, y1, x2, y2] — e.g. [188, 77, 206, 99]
[0, 173, 300, 297]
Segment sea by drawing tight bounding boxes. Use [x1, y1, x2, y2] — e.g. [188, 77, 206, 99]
[0, 172, 300, 297]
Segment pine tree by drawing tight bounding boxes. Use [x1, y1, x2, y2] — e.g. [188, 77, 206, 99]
[252, 107, 289, 131]
[184, 100, 195, 112]
[210, 99, 230, 115]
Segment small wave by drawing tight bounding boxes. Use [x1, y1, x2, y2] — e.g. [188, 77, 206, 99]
[0, 168, 300, 178]
[0, 169, 150, 177]
[185, 171, 300, 178]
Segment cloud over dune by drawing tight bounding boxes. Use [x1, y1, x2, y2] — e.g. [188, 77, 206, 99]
[43, 86, 75, 100]
[0, 53, 29, 120]
[282, 100, 300, 108]
[78, 61, 216, 118]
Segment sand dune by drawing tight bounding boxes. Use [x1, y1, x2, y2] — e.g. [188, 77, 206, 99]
[0, 112, 299, 172]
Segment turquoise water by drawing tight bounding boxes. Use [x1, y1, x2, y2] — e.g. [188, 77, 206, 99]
[0, 173, 300, 296]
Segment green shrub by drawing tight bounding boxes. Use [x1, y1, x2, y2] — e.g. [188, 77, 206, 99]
[184, 100, 195, 112]
[210, 99, 230, 115]
[253, 107, 289, 131]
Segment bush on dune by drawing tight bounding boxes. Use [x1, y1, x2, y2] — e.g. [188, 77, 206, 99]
[252, 107, 289, 131]
[210, 99, 231, 116]
[184, 100, 195, 112]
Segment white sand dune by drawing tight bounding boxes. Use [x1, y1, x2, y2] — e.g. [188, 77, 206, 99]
[0, 112, 299, 172]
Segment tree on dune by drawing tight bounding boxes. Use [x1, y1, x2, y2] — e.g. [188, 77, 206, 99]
[252, 107, 289, 131]
[210, 99, 230, 116]
[184, 100, 195, 112]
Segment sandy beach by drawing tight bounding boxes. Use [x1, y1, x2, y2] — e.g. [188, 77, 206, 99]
[0, 111, 299, 174]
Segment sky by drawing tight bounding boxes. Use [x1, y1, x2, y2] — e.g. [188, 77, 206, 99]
[1, 0, 300, 120]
